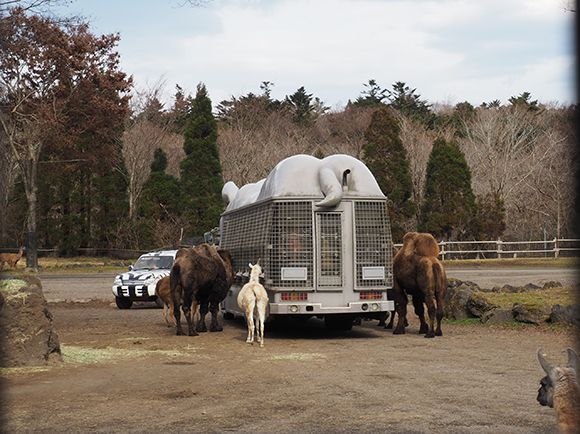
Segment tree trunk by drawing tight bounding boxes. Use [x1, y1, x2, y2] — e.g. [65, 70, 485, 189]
[25, 158, 39, 271]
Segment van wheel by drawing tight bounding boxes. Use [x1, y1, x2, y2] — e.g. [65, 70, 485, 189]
[325, 315, 353, 331]
[154, 297, 164, 308]
[223, 312, 235, 320]
[115, 297, 133, 309]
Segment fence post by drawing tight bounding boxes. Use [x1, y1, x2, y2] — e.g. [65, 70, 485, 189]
[497, 239, 502, 259]
[440, 241, 445, 261]
[554, 237, 559, 258]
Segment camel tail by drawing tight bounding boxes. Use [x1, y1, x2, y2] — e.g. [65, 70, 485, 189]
[432, 261, 446, 298]
[170, 263, 181, 294]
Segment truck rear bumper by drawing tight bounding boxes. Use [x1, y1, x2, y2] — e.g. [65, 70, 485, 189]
[269, 300, 394, 315]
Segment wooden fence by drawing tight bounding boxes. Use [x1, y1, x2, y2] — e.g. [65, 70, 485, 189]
[2, 238, 579, 261]
[393, 238, 580, 260]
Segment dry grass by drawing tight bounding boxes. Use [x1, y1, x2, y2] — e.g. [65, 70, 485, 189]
[0, 279, 29, 303]
[479, 286, 576, 309]
[443, 257, 578, 268]
[61, 345, 192, 364]
[7, 256, 134, 274]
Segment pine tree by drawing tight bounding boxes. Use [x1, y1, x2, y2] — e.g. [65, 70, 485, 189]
[353, 79, 387, 107]
[180, 83, 223, 237]
[420, 138, 476, 240]
[386, 81, 435, 127]
[140, 148, 184, 246]
[284, 86, 327, 125]
[363, 106, 415, 241]
[509, 92, 539, 112]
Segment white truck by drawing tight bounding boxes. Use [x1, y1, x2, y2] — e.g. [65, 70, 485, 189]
[219, 154, 395, 330]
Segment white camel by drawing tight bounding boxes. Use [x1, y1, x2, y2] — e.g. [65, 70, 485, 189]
[237, 261, 269, 347]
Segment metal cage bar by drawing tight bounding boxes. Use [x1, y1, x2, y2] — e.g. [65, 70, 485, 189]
[354, 201, 393, 288]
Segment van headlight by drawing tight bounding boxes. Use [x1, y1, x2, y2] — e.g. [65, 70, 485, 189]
[113, 276, 122, 285]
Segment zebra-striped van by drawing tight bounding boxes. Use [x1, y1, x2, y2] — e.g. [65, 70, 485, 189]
[111, 250, 177, 309]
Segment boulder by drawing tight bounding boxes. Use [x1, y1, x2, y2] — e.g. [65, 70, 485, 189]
[490, 283, 542, 293]
[444, 286, 475, 320]
[549, 304, 580, 327]
[542, 281, 562, 289]
[522, 283, 541, 291]
[481, 308, 514, 324]
[499, 284, 522, 293]
[0, 278, 62, 367]
[448, 279, 481, 291]
[467, 293, 498, 318]
[512, 303, 551, 325]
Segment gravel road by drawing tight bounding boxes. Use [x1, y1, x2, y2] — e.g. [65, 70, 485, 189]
[32, 267, 577, 303]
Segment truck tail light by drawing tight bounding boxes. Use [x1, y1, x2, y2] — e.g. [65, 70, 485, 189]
[280, 292, 308, 301]
[359, 291, 383, 300]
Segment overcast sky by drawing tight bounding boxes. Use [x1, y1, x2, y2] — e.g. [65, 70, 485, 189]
[54, 0, 576, 109]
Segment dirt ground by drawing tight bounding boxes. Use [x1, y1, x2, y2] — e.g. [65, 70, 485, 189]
[1, 301, 575, 434]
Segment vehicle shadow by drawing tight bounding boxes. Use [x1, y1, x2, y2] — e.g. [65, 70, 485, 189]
[223, 315, 385, 340]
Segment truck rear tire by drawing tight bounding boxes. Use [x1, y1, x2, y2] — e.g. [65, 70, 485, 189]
[324, 315, 353, 331]
[115, 297, 133, 309]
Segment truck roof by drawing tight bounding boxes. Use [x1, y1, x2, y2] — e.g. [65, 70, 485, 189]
[222, 154, 385, 212]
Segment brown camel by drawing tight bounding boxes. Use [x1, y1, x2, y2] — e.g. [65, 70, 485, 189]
[155, 276, 175, 327]
[392, 232, 447, 338]
[169, 243, 234, 336]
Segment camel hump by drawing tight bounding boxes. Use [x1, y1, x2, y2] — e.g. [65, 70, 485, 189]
[414, 233, 439, 257]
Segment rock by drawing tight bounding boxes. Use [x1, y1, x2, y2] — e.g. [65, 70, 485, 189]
[512, 303, 551, 325]
[444, 286, 475, 320]
[499, 284, 522, 293]
[542, 281, 562, 289]
[481, 309, 514, 324]
[0, 278, 62, 367]
[447, 279, 480, 291]
[549, 304, 580, 326]
[467, 293, 498, 318]
[492, 284, 541, 293]
[522, 283, 541, 291]
[447, 278, 463, 288]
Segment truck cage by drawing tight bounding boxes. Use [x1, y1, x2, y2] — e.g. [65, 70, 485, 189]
[219, 196, 394, 293]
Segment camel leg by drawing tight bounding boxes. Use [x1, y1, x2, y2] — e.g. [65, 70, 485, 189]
[435, 290, 444, 337]
[385, 311, 395, 329]
[412, 294, 428, 335]
[209, 301, 222, 332]
[393, 283, 408, 335]
[377, 312, 388, 327]
[163, 304, 169, 326]
[196, 301, 209, 332]
[424, 294, 437, 338]
[182, 291, 197, 336]
[173, 288, 183, 336]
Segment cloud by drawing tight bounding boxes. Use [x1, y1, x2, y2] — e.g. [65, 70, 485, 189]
[74, 0, 574, 107]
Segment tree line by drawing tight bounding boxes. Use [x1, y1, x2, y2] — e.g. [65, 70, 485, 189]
[1, 8, 576, 268]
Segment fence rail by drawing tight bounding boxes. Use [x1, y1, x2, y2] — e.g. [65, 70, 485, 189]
[1, 239, 579, 261]
[393, 238, 580, 260]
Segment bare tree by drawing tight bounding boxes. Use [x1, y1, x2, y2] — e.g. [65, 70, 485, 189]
[0, 129, 19, 244]
[121, 122, 169, 220]
[316, 106, 374, 159]
[0, 0, 69, 14]
[120, 81, 183, 221]
[162, 132, 185, 179]
[460, 105, 571, 240]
